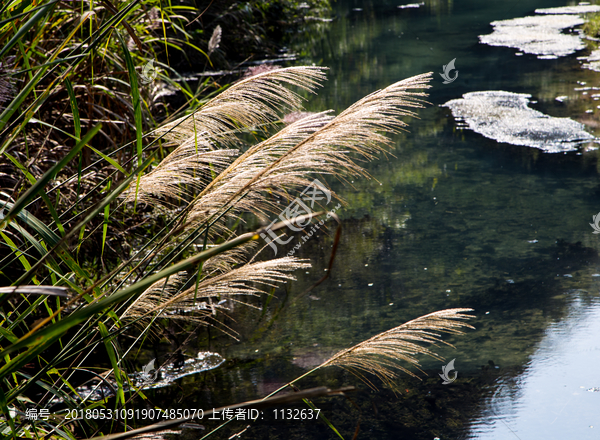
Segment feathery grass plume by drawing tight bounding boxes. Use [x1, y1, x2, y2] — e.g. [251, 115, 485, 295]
[316, 308, 474, 389]
[121, 257, 311, 333]
[154, 66, 327, 144]
[186, 72, 433, 228]
[119, 273, 188, 332]
[119, 240, 259, 320]
[120, 136, 237, 206]
[186, 111, 335, 226]
[208, 25, 222, 56]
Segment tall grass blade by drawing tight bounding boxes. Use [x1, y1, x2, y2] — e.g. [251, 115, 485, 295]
[117, 31, 143, 168]
[11, 154, 154, 287]
[0, 124, 102, 230]
[98, 322, 125, 405]
[0, 1, 57, 60]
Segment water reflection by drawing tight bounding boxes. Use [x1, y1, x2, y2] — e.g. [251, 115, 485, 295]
[470, 294, 600, 440]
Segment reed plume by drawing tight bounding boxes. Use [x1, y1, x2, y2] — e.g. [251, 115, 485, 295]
[154, 66, 327, 145]
[186, 72, 433, 228]
[121, 70, 433, 335]
[121, 257, 311, 334]
[121, 137, 237, 206]
[208, 25, 222, 56]
[124, 66, 327, 206]
[316, 308, 474, 388]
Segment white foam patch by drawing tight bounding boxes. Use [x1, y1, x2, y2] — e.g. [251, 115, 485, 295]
[443, 91, 595, 152]
[536, 5, 600, 15]
[479, 14, 585, 58]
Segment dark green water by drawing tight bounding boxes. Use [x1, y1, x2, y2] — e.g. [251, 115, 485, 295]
[150, 1, 600, 439]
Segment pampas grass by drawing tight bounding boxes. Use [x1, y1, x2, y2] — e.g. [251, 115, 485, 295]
[267, 308, 475, 394]
[319, 308, 475, 388]
[121, 138, 237, 206]
[120, 68, 433, 336]
[185, 72, 433, 228]
[154, 66, 327, 144]
[121, 257, 311, 336]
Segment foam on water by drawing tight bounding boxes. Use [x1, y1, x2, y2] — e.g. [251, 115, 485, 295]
[51, 351, 225, 404]
[479, 14, 585, 59]
[443, 91, 595, 152]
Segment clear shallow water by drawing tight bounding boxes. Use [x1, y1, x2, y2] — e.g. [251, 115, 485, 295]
[143, 1, 600, 439]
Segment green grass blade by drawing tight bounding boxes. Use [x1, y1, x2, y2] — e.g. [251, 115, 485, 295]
[98, 322, 125, 405]
[0, 231, 35, 277]
[86, 144, 128, 175]
[64, 78, 81, 140]
[117, 31, 143, 168]
[0, 124, 102, 230]
[3, 152, 65, 235]
[101, 179, 111, 259]
[303, 398, 345, 439]
[0, 215, 308, 363]
[0, 1, 57, 60]
[11, 154, 154, 287]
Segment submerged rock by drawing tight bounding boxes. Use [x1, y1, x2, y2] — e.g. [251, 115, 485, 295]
[479, 14, 585, 59]
[443, 91, 595, 152]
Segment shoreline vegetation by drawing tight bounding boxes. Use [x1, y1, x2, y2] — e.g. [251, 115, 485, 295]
[0, 1, 474, 439]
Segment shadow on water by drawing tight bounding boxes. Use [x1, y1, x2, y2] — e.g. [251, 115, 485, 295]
[135, 1, 600, 439]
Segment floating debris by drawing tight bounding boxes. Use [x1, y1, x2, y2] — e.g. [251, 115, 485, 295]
[479, 14, 585, 59]
[133, 352, 225, 391]
[443, 91, 595, 152]
[528, 239, 539, 243]
[588, 387, 600, 392]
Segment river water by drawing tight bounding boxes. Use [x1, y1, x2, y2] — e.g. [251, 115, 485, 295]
[149, 1, 600, 439]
